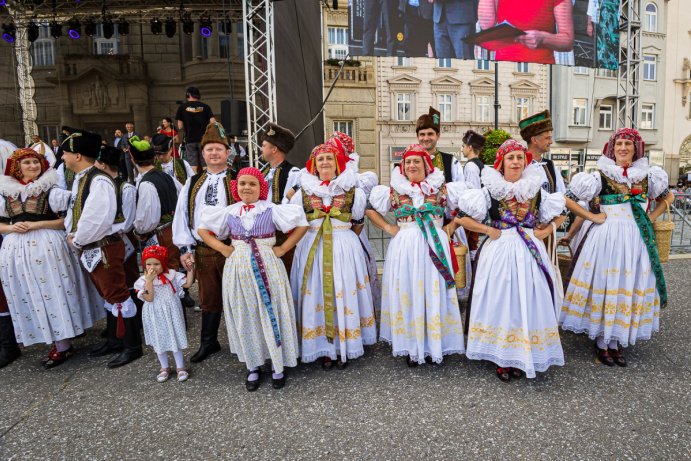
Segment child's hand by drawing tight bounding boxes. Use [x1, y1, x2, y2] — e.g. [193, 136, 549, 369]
[144, 267, 158, 282]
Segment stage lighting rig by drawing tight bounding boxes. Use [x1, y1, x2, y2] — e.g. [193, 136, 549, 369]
[84, 18, 97, 37]
[151, 18, 162, 35]
[2, 23, 16, 43]
[67, 18, 81, 39]
[117, 18, 129, 36]
[182, 13, 194, 35]
[199, 15, 212, 37]
[27, 21, 39, 42]
[164, 17, 176, 38]
[50, 20, 62, 38]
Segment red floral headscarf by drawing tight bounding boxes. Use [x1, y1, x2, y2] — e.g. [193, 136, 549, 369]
[231, 167, 269, 202]
[4, 148, 49, 181]
[142, 245, 178, 292]
[305, 144, 348, 176]
[493, 139, 533, 172]
[602, 128, 645, 162]
[326, 131, 355, 157]
[399, 144, 434, 176]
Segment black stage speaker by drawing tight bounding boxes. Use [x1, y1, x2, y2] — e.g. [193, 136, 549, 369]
[273, 0, 324, 166]
[221, 99, 247, 137]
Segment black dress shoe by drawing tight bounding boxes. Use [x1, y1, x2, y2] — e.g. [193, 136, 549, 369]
[336, 359, 348, 370]
[107, 348, 143, 369]
[496, 367, 511, 382]
[272, 375, 287, 389]
[406, 356, 418, 368]
[245, 369, 262, 392]
[190, 341, 221, 363]
[89, 341, 123, 357]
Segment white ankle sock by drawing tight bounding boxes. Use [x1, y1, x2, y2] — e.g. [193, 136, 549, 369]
[157, 353, 170, 368]
[596, 336, 607, 350]
[247, 368, 260, 381]
[173, 351, 184, 369]
[272, 372, 284, 379]
[55, 339, 71, 352]
[608, 339, 618, 350]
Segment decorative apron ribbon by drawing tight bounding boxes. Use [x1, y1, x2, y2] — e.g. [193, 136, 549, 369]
[394, 203, 455, 289]
[232, 232, 282, 347]
[491, 206, 555, 299]
[600, 192, 667, 307]
[301, 207, 352, 342]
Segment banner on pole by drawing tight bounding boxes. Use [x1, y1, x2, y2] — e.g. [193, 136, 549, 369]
[348, 0, 619, 69]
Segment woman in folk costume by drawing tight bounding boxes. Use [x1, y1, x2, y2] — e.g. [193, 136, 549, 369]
[367, 144, 465, 367]
[0, 148, 103, 368]
[290, 144, 376, 369]
[454, 140, 566, 381]
[198, 167, 307, 391]
[325, 131, 381, 309]
[561, 128, 673, 367]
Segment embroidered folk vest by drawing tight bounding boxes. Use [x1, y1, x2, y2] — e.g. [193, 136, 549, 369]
[187, 169, 235, 229]
[71, 168, 115, 233]
[262, 160, 296, 204]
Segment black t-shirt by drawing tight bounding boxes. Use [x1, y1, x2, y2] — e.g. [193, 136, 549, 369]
[175, 101, 214, 143]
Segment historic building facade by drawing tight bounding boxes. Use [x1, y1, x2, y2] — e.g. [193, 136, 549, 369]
[0, 21, 245, 146]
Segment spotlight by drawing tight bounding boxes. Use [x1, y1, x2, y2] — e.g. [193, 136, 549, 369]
[0, 0, 6, 6]
[2, 23, 16, 43]
[84, 19, 97, 37]
[49, 20, 62, 39]
[199, 16, 212, 37]
[164, 17, 176, 38]
[182, 14, 194, 35]
[67, 18, 81, 40]
[150, 18, 162, 35]
[27, 21, 39, 42]
[117, 18, 129, 36]
[102, 18, 114, 39]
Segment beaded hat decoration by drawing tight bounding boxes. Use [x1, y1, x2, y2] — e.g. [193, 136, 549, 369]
[327, 131, 355, 157]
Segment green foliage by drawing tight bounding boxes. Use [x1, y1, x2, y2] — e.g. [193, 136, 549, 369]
[480, 129, 512, 165]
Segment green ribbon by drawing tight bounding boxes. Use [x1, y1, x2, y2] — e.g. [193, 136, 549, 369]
[394, 202, 454, 287]
[301, 207, 352, 342]
[600, 192, 667, 307]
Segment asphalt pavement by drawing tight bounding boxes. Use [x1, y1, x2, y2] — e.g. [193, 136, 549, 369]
[1, 260, 689, 460]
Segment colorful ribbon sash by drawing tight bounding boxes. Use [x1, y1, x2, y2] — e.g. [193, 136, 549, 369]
[599, 192, 667, 307]
[232, 232, 282, 347]
[394, 203, 455, 289]
[491, 206, 555, 299]
[301, 207, 352, 342]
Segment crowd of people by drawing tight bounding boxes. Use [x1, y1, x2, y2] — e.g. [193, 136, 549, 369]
[0, 105, 673, 390]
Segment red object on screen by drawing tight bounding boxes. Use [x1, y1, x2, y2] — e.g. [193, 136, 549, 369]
[494, 0, 565, 65]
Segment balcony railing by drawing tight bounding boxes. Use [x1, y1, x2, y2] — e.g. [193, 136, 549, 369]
[323, 63, 372, 86]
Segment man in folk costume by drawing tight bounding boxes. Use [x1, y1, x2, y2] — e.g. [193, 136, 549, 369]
[415, 106, 463, 183]
[519, 110, 566, 194]
[61, 128, 143, 368]
[260, 123, 300, 274]
[173, 122, 236, 363]
[151, 133, 194, 187]
[461, 130, 486, 260]
[129, 136, 182, 271]
[0, 278, 20, 368]
[94, 144, 139, 295]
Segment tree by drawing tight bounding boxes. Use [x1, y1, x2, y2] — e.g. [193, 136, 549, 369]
[480, 129, 512, 165]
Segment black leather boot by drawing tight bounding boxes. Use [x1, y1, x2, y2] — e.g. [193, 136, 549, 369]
[0, 315, 21, 369]
[107, 316, 143, 368]
[89, 313, 123, 357]
[190, 311, 222, 363]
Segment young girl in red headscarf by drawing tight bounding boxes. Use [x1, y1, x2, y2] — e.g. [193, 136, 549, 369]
[198, 167, 307, 391]
[135, 245, 194, 382]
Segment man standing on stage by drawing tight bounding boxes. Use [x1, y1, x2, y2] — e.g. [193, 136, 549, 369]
[173, 122, 234, 363]
[176, 87, 216, 174]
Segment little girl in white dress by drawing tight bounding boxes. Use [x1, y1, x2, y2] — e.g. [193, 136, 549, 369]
[135, 245, 194, 382]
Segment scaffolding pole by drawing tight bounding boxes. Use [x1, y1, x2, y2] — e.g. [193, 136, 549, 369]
[243, 0, 276, 168]
[616, 0, 642, 130]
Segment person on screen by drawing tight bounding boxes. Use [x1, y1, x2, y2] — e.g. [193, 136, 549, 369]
[399, 0, 435, 57]
[478, 0, 574, 65]
[433, 0, 477, 59]
[586, 0, 618, 69]
[362, 0, 397, 55]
